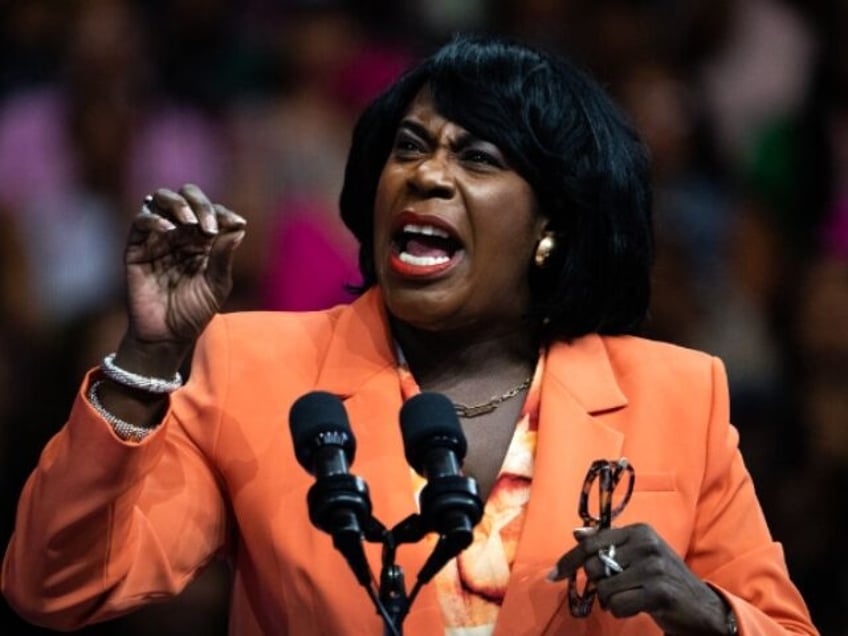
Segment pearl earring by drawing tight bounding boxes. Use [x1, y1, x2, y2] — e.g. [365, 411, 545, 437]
[534, 232, 557, 267]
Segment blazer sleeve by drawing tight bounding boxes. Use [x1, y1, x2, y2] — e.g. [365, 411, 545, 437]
[690, 357, 817, 635]
[1, 318, 231, 631]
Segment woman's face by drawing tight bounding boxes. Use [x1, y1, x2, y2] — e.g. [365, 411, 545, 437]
[373, 88, 547, 334]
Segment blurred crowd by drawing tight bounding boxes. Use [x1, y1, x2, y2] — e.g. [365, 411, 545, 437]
[1, 0, 846, 633]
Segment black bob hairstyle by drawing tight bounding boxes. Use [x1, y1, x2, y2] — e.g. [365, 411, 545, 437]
[339, 33, 654, 343]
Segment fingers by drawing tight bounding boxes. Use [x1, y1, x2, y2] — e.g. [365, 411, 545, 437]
[574, 526, 635, 567]
[149, 187, 202, 228]
[180, 183, 219, 234]
[146, 184, 247, 235]
[547, 526, 629, 582]
[206, 203, 247, 289]
[134, 186, 246, 237]
[596, 584, 649, 619]
[207, 225, 246, 291]
[213, 203, 248, 232]
[128, 186, 247, 269]
[548, 534, 590, 581]
[132, 208, 177, 234]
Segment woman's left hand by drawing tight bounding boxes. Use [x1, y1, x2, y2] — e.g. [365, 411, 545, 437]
[548, 523, 730, 635]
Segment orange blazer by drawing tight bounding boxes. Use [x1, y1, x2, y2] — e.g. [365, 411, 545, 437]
[2, 289, 817, 635]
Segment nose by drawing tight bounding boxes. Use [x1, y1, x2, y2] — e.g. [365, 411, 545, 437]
[408, 154, 455, 199]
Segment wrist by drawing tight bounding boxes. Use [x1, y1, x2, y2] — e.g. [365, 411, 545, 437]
[115, 334, 192, 379]
[664, 585, 735, 636]
[705, 584, 738, 636]
[88, 380, 158, 442]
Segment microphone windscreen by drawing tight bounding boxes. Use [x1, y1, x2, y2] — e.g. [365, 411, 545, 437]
[289, 391, 355, 471]
[399, 392, 467, 473]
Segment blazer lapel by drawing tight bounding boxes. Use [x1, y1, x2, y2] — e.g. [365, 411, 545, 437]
[495, 335, 628, 636]
[314, 289, 443, 636]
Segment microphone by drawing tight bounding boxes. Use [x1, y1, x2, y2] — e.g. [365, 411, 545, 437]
[289, 391, 374, 585]
[399, 393, 483, 552]
[290, 390, 356, 481]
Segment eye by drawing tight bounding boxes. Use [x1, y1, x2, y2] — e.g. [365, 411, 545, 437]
[463, 148, 501, 167]
[460, 145, 506, 170]
[392, 132, 426, 159]
[455, 135, 507, 169]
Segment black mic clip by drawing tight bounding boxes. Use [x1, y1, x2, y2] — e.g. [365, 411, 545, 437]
[415, 474, 482, 583]
[381, 474, 482, 589]
[306, 472, 384, 586]
[418, 474, 482, 538]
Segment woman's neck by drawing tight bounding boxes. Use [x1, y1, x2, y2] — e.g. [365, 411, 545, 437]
[391, 318, 539, 401]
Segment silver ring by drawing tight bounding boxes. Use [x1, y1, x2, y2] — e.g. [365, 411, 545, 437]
[142, 194, 155, 214]
[598, 544, 624, 577]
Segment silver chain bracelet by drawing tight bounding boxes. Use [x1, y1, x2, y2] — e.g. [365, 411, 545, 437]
[87, 380, 158, 443]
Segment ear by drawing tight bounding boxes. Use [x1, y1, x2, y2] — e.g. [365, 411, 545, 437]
[535, 215, 552, 240]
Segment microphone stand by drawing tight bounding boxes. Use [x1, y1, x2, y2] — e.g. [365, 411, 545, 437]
[307, 452, 482, 634]
[322, 507, 476, 636]
[337, 473, 482, 635]
[378, 533, 408, 636]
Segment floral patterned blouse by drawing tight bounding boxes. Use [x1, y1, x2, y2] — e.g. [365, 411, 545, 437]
[398, 355, 544, 636]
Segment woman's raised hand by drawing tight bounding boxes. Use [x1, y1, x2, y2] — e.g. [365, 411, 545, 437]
[93, 185, 245, 429]
[123, 184, 246, 355]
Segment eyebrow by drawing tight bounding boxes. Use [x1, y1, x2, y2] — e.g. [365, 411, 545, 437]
[397, 119, 489, 151]
[397, 119, 432, 141]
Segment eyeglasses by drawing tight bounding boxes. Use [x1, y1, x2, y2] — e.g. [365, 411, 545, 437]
[567, 457, 635, 618]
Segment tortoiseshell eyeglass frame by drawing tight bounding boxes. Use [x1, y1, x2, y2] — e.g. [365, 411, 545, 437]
[567, 458, 635, 618]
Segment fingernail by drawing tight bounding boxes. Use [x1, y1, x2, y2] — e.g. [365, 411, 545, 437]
[183, 205, 198, 223]
[202, 217, 218, 234]
[227, 230, 246, 250]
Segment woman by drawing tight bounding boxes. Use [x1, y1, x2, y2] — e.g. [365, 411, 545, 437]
[2, 35, 816, 635]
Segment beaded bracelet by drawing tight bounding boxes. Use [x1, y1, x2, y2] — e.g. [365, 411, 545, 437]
[88, 380, 158, 443]
[101, 352, 183, 394]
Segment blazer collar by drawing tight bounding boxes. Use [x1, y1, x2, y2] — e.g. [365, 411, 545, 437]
[315, 287, 396, 397]
[545, 334, 628, 414]
[314, 288, 630, 413]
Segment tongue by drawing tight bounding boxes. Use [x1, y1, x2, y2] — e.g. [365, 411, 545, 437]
[405, 237, 451, 258]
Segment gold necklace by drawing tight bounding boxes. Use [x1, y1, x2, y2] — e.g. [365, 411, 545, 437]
[452, 375, 533, 418]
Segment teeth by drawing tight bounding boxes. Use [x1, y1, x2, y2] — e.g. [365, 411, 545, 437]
[402, 223, 450, 239]
[399, 252, 450, 266]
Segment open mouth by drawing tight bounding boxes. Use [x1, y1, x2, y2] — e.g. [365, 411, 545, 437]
[390, 221, 464, 276]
